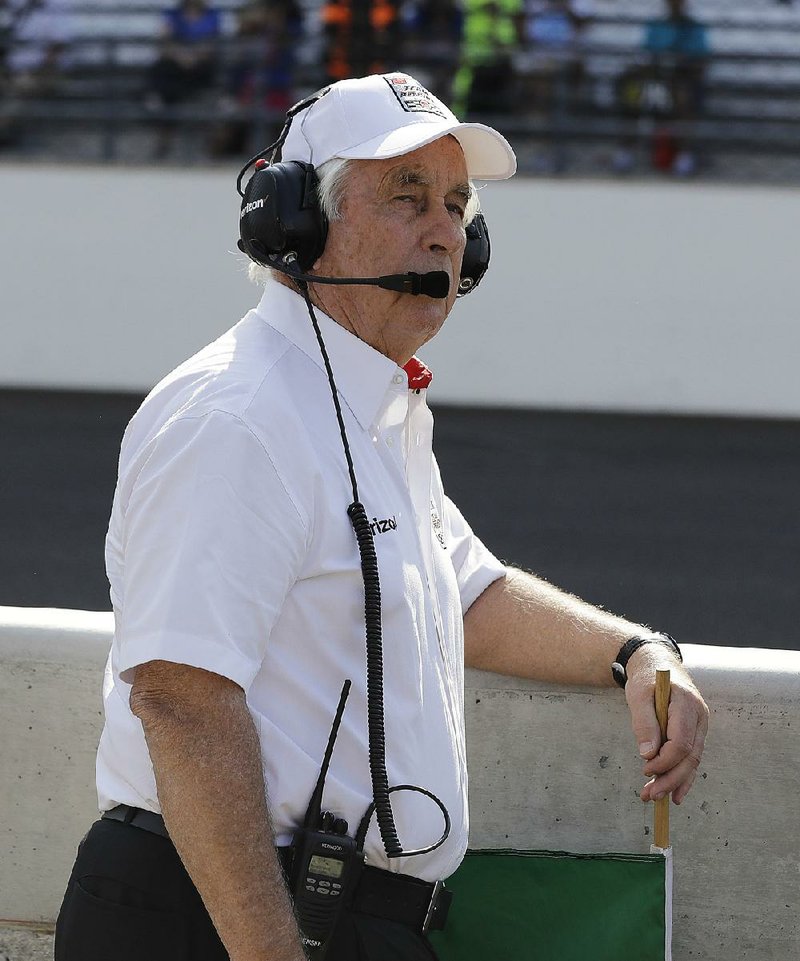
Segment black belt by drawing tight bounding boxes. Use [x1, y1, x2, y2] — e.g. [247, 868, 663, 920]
[103, 804, 170, 837]
[101, 805, 451, 935]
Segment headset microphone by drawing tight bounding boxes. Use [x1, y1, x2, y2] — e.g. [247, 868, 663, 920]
[371, 270, 450, 298]
[278, 264, 450, 300]
[235, 233, 451, 299]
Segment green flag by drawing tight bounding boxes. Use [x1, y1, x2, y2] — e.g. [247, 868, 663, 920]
[431, 847, 673, 961]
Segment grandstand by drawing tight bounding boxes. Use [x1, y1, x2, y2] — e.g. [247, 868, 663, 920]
[2, 0, 800, 179]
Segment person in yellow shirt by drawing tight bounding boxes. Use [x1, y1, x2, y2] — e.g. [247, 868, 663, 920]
[453, 0, 522, 115]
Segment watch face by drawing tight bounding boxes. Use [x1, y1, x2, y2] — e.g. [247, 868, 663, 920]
[611, 661, 627, 688]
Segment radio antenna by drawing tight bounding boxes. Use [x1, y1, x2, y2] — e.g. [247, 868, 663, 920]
[303, 679, 352, 830]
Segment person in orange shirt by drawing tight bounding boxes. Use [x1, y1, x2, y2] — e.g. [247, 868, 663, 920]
[320, 0, 400, 81]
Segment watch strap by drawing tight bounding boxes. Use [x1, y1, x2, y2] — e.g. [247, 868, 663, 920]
[611, 633, 682, 688]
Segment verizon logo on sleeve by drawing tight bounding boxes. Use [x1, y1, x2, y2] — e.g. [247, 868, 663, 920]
[431, 503, 446, 549]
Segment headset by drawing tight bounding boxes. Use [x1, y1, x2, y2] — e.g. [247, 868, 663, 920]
[236, 88, 492, 298]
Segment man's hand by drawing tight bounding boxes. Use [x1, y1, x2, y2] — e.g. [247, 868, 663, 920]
[624, 647, 709, 806]
[464, 569, 710, 807]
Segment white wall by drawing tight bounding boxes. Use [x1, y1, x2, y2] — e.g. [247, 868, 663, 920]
[2, 606, 799, 961]
[1, 163, 797, 416]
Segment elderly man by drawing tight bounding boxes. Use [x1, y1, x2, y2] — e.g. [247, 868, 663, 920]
[54, 74, 708, 961]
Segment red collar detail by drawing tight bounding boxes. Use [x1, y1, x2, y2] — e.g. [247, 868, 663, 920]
[402, 358, 433, 390]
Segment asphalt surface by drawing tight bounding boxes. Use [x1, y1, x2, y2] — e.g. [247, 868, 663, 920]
[1, 389, 797, 650]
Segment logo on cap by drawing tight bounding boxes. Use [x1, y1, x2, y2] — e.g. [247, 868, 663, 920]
[383, 75, 448, 120]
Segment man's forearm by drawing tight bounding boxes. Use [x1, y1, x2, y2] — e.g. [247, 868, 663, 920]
[132, 669, 305, 961]
[464, 570, 708, 805]
[464, 567, 671, 686]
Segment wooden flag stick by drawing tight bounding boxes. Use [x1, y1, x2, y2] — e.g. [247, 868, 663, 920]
[654, 669, 671, 848]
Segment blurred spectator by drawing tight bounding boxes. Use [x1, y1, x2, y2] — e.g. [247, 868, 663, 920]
[1, 0, 72, 147]
[210, 0, 302, 157]
[614, 0, 709, 175]
[453, 0, 522, 116]
[320, 0, 400, 83]
[402, 0, 463, 105]
[145, 1, 221, 111]
[144, 0, 221, 157]
[645, 0, 707, 55]
[2, 0, 71, 95]
[516, 0, 592, 92]
[515, 0, 593, 170]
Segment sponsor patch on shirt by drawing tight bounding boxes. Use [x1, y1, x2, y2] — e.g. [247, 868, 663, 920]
[431, 502, 447, 549]
[370, 515, 398, 536]
[384, 75, 448, 119]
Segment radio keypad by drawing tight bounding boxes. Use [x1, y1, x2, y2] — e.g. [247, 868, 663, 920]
[306, 877, 343, 896]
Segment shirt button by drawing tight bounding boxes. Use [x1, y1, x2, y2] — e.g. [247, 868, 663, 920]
[392, 374, 404, 385]
[386, 437, 394, 447]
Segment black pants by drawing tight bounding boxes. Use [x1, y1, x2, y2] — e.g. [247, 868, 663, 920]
[55, 819, 439, 961]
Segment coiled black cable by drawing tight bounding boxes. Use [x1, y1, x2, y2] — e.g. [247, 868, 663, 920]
[300, 285, 449, 860]
[346, 499, 400, 857]
[355, 785, 451, 858]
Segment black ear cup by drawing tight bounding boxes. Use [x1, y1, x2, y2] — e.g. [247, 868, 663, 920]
[458, 212, 491, 297]
[238, 160, 328, 272]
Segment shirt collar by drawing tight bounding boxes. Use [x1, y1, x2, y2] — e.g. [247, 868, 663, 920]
[253, 281, 432, 429]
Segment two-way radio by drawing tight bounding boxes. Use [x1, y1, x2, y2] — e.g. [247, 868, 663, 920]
[287, 681, 363, 958]
[286, 678, 452, 958]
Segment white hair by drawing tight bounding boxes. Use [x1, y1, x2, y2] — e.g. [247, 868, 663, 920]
[246, 153, 480, 287]
[316, 156, 354, 222]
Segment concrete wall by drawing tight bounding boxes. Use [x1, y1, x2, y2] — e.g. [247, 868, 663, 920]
[2, 607, 799, 960]
[1, 163, 798, 417]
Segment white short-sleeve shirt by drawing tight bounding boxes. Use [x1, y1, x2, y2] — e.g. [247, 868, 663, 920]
[98, 281, 506, 881]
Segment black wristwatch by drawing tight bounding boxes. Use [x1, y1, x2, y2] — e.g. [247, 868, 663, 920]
[611, 633, 682, 688]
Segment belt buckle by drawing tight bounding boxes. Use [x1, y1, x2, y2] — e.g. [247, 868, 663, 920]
[422, 879, 445, 935]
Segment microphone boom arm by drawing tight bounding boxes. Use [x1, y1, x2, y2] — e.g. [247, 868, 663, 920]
[273, 256, 451, 299]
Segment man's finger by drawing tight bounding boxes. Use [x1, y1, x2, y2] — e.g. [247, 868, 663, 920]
[672, 768, 698, 805]
[641, 754, 700, 804]
[641, 710, 706, 801]
[625, 677, 664, 761]
[643, 687, 709, 776]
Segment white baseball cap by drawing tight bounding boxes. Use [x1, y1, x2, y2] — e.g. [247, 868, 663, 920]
[281, 73, 517, 181]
